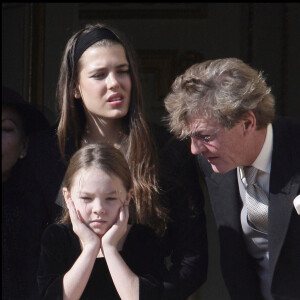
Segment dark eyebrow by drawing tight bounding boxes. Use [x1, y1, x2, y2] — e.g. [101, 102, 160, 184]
[2, 118, 18, 126]
[87, 67, 105, 74]
[116, 63, 129, 68]
[87, 64, 129, 75]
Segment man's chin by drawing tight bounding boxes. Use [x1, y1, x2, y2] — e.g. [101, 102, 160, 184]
[210, 163, 228, 174]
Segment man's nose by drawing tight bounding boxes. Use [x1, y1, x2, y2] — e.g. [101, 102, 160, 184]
[190, 138, 206, 155]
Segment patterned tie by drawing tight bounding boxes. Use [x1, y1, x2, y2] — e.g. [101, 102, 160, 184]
[242, 166, 269, 232]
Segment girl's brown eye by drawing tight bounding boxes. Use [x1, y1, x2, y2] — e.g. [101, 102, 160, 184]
[92, 73, 106, 79]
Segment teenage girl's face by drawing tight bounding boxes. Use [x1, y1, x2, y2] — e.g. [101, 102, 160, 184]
[76, 44, 132, 121]
[2, 107, 27, 181]
[66, 166, 132, 237]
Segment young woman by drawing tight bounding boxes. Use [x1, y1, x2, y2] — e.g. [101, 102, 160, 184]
[27, 23, 208, 299]
[38, 143, 166, 299]
[56, 23, 166, 234]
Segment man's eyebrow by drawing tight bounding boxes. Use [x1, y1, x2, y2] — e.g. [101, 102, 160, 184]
[189, 128, 205, 135]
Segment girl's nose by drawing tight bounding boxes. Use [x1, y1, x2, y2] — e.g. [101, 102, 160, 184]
[106, 72, 120, 89]
[93, 200, 106, 215]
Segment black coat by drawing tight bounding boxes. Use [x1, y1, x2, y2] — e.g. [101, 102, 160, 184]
[38, 223, 166, 300]
[2, 160, 56, 300]
[197, 117, 300, 300]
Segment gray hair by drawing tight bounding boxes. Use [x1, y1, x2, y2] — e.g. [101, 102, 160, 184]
[164, 58, 275, 139]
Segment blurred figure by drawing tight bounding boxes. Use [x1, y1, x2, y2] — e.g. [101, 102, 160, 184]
[2, 86, 53, 300]
[2, 87, 50, 181]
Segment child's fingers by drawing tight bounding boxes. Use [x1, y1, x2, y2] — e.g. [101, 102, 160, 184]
[119, 205, 129, 223]
[67, 199, 80, 223]
[67, 200, 90, 237]
[76, 208, 84, 222]
[118, 206, 124, 222]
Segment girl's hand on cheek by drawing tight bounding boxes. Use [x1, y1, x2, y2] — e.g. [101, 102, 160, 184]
[66, 198, 100, 250]
[101, 205, 129, 251]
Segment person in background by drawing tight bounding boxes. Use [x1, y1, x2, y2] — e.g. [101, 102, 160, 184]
[26, 23, 208, 299]
[38, 143, 167, 299]
[164, 58, 300, 300]
[2, 86, 55, 300]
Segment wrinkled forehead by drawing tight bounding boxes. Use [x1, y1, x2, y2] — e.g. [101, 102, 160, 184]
[186, 113, 218, 133]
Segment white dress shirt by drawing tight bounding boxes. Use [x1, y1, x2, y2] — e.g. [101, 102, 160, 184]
[237, 123, 274, 300]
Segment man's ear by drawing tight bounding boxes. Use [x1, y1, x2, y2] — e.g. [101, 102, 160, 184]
[125, 189, 134, 205]
[242, 110, 256, 135]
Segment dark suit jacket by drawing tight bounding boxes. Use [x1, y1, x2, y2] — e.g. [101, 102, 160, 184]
[197, 117, 300, 300]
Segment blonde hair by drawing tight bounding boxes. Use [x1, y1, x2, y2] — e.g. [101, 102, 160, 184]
[164, 58, 275, 139]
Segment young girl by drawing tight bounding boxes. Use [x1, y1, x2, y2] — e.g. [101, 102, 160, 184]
[37, 143, 166, 300]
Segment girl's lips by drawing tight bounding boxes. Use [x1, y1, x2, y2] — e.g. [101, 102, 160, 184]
[107, 93, 123, 102]
[107, 94, 124, 106]
[91, 220, 106, 223]
[90, 220, 107, 227]
[107, 99, 124, 107]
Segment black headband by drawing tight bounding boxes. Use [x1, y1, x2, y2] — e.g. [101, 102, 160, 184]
[74, 27, 120, 64]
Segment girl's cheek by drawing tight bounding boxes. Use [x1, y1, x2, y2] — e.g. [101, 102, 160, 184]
[81, 202, 91, 220]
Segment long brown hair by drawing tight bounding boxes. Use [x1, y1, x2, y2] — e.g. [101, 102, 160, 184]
[56, 23, 168, 235]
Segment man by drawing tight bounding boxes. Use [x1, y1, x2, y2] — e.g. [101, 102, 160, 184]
[164, 58, 300, 300]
